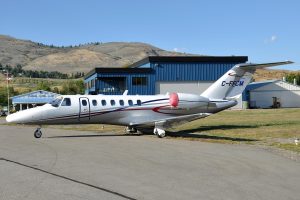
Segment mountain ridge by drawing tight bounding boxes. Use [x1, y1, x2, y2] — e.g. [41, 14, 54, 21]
[0, 35, 188, 73]
[0, 35, 296, 81]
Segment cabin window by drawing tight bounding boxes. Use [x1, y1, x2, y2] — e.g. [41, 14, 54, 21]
[137, 100, 142, 106]
[119, 100, 124, 106]
[101, 100, 106, 106]
[82, 100, 87, 106]
[92, 100, 97, 106]
[128, 100, 133, 106]
[61, 98, 71, 106]
[132, 77, 147, 86]
[110, 100, 116, 106]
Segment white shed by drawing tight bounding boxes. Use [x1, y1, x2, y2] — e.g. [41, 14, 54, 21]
[248, 80, 300, 108]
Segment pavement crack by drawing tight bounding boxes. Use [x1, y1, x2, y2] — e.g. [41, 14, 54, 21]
[1, 158, 137, 200]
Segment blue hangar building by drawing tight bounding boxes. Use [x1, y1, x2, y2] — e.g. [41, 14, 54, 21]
[84, 56, 248, 96]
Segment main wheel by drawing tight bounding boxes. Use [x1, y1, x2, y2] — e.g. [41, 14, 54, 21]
[34, 129, 42, 138]
[157, 132, 166, 138]
[154, 128, 166, 138]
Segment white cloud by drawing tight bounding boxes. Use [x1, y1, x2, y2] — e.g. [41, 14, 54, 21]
[173, 47, 187, 52]
[271, 35, 277, 42]
[264, 35, 278, 44]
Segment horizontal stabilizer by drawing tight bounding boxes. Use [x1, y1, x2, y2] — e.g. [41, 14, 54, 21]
[239, 61, 293, 70]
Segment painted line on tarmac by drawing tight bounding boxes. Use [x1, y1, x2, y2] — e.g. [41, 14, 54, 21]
[0, 158, 137, 200]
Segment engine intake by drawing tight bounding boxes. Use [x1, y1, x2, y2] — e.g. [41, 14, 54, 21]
[169, 93, 209, 109]
[169, 93, 179, 107]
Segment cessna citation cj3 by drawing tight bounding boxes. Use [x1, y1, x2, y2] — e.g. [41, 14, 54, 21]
[6, 61, 293, 138]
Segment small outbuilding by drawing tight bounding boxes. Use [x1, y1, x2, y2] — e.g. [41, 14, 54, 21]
[243, 80, 300, 109]
[11, 90, 60, 111]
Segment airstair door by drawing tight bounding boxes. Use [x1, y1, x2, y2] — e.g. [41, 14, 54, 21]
[79, 97, 90, 121]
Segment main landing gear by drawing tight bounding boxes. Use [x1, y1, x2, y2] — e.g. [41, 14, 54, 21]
[124, 126, 137, 134]
[34, 127, 42, 138]
[125, 126, 166, 138]
[154, 128, 166, 138]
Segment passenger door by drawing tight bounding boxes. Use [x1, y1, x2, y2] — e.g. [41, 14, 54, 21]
[79, 97, 90, 121]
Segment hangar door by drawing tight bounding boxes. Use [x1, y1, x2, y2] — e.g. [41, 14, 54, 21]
[156, 81, 213, 95]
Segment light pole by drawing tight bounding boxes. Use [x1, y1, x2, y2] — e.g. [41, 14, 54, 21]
[7, 71, 10, 115]
[4, 70, 10, 115]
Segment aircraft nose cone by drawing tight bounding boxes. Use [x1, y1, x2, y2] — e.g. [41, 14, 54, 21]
[6, 111, 31, 124]
[6, 113, 16, 123]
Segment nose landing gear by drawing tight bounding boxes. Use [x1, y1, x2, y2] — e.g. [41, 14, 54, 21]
[34, 127, 42, 138]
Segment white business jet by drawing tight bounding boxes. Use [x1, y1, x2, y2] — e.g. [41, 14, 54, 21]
[6, 61, 292, 138]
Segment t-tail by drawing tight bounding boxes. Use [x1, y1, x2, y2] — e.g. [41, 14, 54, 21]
[201, 61, 293, 100]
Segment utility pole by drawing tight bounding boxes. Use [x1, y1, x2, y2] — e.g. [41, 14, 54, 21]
[5, 70, 10, 115]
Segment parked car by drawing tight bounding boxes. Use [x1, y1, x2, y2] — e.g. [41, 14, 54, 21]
[0, 107, 8, 116]
[0, 110, 7, 116]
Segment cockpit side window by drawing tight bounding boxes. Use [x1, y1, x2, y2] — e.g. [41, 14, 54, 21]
[61, 98, 71, 106]
[50, 97, 63, 107]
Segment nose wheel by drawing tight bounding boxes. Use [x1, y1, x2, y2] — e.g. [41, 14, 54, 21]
[34, 128, 42, 138]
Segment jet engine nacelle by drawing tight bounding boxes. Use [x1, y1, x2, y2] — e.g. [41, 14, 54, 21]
[169, 93, 209, 109]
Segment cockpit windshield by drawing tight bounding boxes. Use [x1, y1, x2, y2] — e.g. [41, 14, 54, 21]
[49, 96, 63, 107]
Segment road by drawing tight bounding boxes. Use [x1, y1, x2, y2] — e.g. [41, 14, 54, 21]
[0, 122, 299, 200]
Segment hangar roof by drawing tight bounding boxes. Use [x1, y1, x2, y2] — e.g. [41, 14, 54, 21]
[85, 56, 248, 79]
[245, 80, 277, 91]
[85, 67, 153, 79]
[11, 90, 60, 104]
[129, 56, 248, 68]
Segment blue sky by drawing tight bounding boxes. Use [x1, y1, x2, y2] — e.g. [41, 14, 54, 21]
[0, 0, 299, 70]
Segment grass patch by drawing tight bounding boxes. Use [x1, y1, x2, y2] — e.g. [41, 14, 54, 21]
[170, 108, 300, 152]
[271, 143, 300, 153]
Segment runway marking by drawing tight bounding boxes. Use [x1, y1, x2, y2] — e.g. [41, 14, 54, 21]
[0, 158, 137, 200]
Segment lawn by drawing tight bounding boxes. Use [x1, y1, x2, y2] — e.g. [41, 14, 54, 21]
[171, 108, 300, 152]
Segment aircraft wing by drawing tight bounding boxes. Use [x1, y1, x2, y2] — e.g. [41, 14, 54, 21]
[129, 113, 211, 129]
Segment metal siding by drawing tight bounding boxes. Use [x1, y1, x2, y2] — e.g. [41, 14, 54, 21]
[85, 61, 240, 95]
[156, 81, 213, 94]
[153, 62, 237, 81]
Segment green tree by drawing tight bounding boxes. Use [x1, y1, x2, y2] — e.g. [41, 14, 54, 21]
[0, 86, 19, 107]
[286, 73, 300, 85]
[52, 87, 60, 94]
[36, 81, 51, 91]
[60, 79, 84, 95]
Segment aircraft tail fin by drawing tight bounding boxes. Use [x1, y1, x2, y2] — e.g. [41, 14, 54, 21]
[201, 61, 293, 100]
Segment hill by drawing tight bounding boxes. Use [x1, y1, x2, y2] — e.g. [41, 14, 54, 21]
[0, 35, 187, 73]
[0, 35, 297, 80]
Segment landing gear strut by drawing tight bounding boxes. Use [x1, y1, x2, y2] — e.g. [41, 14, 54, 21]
[153, 121, 167, 138]
[154, 128, 166, 138]
[124, 126, 137, 134]
[34, 127, 42, 138]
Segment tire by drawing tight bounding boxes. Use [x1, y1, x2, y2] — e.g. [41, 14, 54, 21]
[34, 129, 42, 138]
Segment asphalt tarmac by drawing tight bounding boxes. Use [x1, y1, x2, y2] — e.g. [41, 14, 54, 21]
[0, 123, 299, 200]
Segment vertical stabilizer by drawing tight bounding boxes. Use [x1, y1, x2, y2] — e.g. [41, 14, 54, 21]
[201, 61, 293, 100]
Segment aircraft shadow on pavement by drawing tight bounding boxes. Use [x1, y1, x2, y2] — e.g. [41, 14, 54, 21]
[46, 134, 141, 139]
[168, 124, 258, 142]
